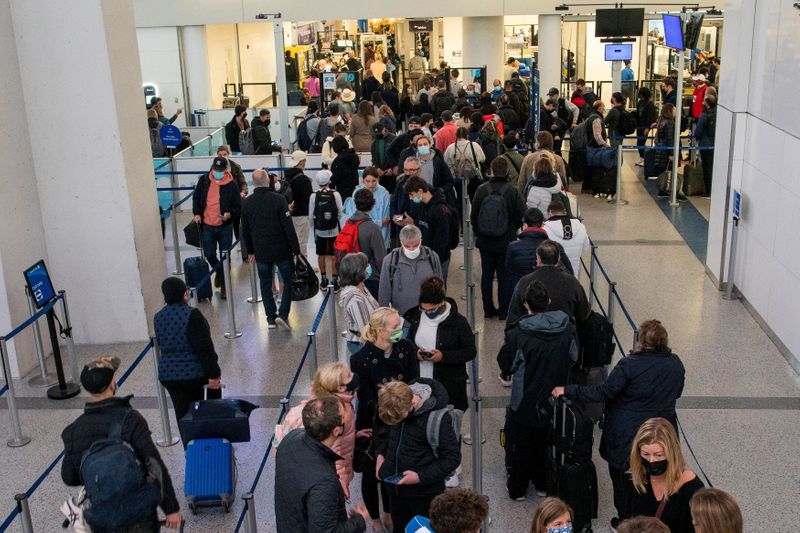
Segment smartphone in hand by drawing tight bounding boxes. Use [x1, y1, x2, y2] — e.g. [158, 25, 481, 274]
[383, 473, 404, 485]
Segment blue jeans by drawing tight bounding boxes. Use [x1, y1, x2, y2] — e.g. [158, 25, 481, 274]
[202, 224, 233, 281]
[257, 259, 294, 320]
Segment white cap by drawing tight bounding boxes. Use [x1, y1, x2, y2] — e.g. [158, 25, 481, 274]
[692, 73, 707, 82]
[316, 169, 332, 186]
[291, 150, 307, 166]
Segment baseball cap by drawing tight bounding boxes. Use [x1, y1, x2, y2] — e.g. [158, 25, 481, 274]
[290, 150, 307, 166]
[407, 115, 422, 126]
[316, 169, 332, 186]
[211, 156, 229, 171]
[547, 87, 559, 96]
[80, 356, 121, 394]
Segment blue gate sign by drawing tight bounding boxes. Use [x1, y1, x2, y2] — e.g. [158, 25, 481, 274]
[160, 125, 182, 148]
[732, 189, 741, 219]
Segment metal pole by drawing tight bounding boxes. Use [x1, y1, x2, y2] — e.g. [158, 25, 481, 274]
[670, 46, 685, 207]
[14, 493, 34, 533]
[57, 291, 80, 384]
[247, 262, 262, 303]
[243, 492, 258, 533]
[588, 245, 598, 312]
[151, 337, 180, 447]
[631, 328, 639, 354]
[612, 143, 628, 205]
[223, 251, 242, 339]
[189, 287, 198, 308]
[1, 338, 30, 447]
[461, 178, 476, 330]
[327, 287, 339, 362]
[25, 286, 56, 387]
[308, 332, 318, 381]
[207, 134, 213, 156]
[464, 331, 485, 445]
[170, 157, 184, 275]
[469, 333, 484, 526]
[723, 219, 740, 300]
[607, 282, 617, 326]
[273, 18, 292, 151]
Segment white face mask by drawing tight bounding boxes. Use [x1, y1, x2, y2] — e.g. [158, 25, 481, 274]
[403, 246, 421, 260]
[274, 181, 282, 191]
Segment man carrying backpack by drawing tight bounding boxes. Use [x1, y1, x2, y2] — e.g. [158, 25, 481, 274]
[61, 357, 183, 531]
[297, 101, 322, 153]
[403, 177, 455, 284]
[309, 170, 343, 290]
[335, 189, 386, 298]
[470, 158, 526, 320]
[604, 92, 635, 149]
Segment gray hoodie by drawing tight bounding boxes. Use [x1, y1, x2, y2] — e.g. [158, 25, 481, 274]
[378, 246, 443, 315]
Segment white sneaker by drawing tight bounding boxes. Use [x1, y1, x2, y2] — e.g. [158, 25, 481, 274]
[499, 373, 512, 387]
[535, 489, 547, 497]
[445, 472, 460, 487]
[276, 317, 291, 330]
[635, 159, 644, 166]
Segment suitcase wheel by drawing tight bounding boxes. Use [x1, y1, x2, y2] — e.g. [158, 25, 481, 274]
[187, 497, 197, 515]
[221, 495, 231, 513]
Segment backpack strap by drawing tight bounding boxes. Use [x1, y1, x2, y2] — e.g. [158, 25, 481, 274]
[388, 249, 401, 292]
[108, 410, 129, 441]
[426, 407, 449, 459]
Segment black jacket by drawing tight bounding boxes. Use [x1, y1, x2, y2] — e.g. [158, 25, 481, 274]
[636, 99, 657, 128]
[363, 76, 381, 99]
[61, 396, 180, 515]
[192, 174, 242, 225]
[419, 190, 453, 263]
[404, 299, 476, 411]
[397, 148, 455, 193]
[470, 178, 526, 253]
[507, 265, 590, 328]
[497, 104, 522, 132]
[654, 118, 676, 171]
[330, 148, 360, 201]
[251, 120, 274, 154]
[505, 228, 574, 289]
[430, 91, 456, 118]
[241, 188, 300, 263]
[377, 378, 461, 498]
[228, 159, 248, 195]
[274, 430, 366, 533]
[224, 117, 244, 152]
[286, 168, 313, 217]
[565, 350, 685, 469]
[371, 133, 397, 172]
[386, 129, 418, 169]
[604, 105, 625, 140]
[381, 86, 400, 116]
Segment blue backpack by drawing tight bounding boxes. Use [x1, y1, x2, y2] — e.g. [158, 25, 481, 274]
[80, 411, 162, 531]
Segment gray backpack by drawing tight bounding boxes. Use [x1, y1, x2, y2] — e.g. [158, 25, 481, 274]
[476, 183, 509, 238]
[238, 128, 255, 155]
[426, 405, 463, 459]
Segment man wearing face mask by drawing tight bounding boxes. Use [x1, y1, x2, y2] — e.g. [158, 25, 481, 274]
[379, 224, 442, 315]
[252, 109, 279, 154]
[192, 156, 242, 299]
[403, 176, 454, 283]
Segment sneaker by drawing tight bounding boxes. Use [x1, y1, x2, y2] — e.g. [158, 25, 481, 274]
[499, 373, 513, 387]
[484, 309, 498, 319]
[610, 517, 621, 532]
[332, 278, 340, 292]
[276, 317, 291, 330]
[535, 489, 547, 497]
[267, 319, 277, 329]
[498, 312, 507, 321]
[505, 482, 526, 502]
[635, 159, 644, 166]
[607, 194, 615, 202]
[445, 472, 460, 487]
[320, 276, 329, 289]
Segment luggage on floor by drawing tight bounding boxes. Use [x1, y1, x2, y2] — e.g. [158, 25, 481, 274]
[591, 166, 617, 196]
[657, 162, 682, 197]
[681, 159, 705, 196]
[569, 149, 588, 184]
[644, 148, 658, 179]
[184, 437, 235, 514]
[183, 256, 212, 301]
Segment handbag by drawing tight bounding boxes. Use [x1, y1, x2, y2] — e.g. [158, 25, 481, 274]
[352, 435, 375, 474]
[60, 487, 92, 533]
[657, 161, 682, 197]
[183, 220, 201, 248]
[291, 254, 319, 301]
[681, 143, 705, 195]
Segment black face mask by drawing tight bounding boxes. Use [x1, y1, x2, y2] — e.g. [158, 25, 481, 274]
[376, 133, 384, 139]
[262, 119, 271, 126]
[641, 458, 668, 476]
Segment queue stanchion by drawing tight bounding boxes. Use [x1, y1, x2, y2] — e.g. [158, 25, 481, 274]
[151, 337, 180, 447]
[14, 493, 34, 533]
[326, 287, 339, 362]
[468, 330, 486, 532]
[24, 286, 56, 387]
[169, 157, 183, 275]
[461, 178, 476, 330]
[307, 332, 318, 381]
[1, 337, 30, 447]
[189, 287, 198, 308]
[464, 331, 485, 446]
[631, 328, 639, 354]
[44, 299, 80, 400]
[57, 291, 80, 385]
[612, 143, 628, 205]
[247, 262, 262, 304]
[243, 492, 258, 533]
[589, 245, 598, 311]
[607, 282, 617, 327]
[207, 134, 213, 156]
[223, 251, 242, 339]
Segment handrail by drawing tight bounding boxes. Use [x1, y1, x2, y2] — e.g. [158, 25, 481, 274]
[160, 190, 194, 220]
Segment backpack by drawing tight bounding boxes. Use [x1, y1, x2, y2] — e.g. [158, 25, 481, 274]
[426, 405, 463, 460]
[576, 311, 616, 369]
[556, 98, 572, 124]
[79, 412, 162, 531]
[444, 205, 461, 250]
[619, 110, 637, 135]
[239, 128, 255, 155]
[150, 128, 165, 157]
[387, 248, 438, 292]
[297, 116, 321, 151]
[569, 119, 590, 151]
[333, 219, 364, 263]
[551, 215, 574, 240]
[476, 183, 510, 238]
[452, 142, 480, 179]
[313, 189, 339, 231]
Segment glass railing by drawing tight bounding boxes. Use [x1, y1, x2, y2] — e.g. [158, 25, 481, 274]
[153, 158, 173, 211]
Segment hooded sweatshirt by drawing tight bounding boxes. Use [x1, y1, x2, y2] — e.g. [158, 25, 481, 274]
[526, 172, 562, 214]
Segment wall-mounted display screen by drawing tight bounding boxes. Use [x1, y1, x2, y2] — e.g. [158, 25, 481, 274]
[663, 14, 684, 50]
[595, 8, 645, 37]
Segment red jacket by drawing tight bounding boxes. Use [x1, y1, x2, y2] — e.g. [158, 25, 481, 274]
[691, 83, 708, 119]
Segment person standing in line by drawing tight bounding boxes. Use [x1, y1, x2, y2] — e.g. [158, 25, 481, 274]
[689, 488, 743, 533]
[309, 170, 343, 290]
[406, 488, 489, 533]
[192, 156, 241, 299]
[154, 276, 222, 429]
[471, 157, 526, 320]
[241, 169, 300, 330]
[215, 145, 248, 256]
[617, 516, 670, 533]
[506, 208, 574, 292]
[150, 96, 183, 126]
[340, 167, 391, 250]
[693, 95, 717, 199]
[634, 87, 657, 165]
[224, 104, 248, 153]
[518, 132, 568, 197]
[402, 177, 453, 284]
[305, 68, 321, 98]
[350, 100, 379, 152]
[544, 200, 589, 276]
[285, 150, 313, 256]
[529, 497, 574, 533]
[338, 253, 379, 354]
[621, 60, 636, 106]
[330, 135, 361, 202]
[344, 189, 387, 298]
[433, 110, 458, 153]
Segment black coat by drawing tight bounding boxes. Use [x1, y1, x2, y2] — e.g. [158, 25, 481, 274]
[419, 189, 453, 263]
[192, 174, 242, 225]
[654, 118, 676, 171]
[404, 299, 476, 411]
[470, 178, 526, 253]
[636, 99, 657, 128]
[397, 148, 454, 194]
[505, 228, 574, 289]
[61, 396, 180, 515]
[377, 378, 461, 498]
[286, 168, 313, 217]
[274, 430, 366, 533]
[224, 117, 243, 152]
[497, 104, 521, 132]
[330, 148, 360, 201]
[507, 265, 590, 328]
[430, 91, 455, 118]
[251, 120, 274, 154]
[363, 76, 381, 100]
[565, 350, 685, 469]
[240, 188, 300, 263]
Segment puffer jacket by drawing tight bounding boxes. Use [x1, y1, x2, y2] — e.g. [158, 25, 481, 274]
[543, 216, 590, 276]
[526, 172, 562, 213]
[654, 118, 676, 171]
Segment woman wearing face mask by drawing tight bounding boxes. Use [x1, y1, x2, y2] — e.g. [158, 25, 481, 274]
[413, 135, 453, 193]
[628, 418, 704, 532]
[274, 362, 361, 499]
[404, 276, 475, 486]
[338, 253, 379, 354]
[552, 319, 685, 527]
[689, 488, 743, 533]
[530, 497, 573, 533]
[351, 307, 419, 532]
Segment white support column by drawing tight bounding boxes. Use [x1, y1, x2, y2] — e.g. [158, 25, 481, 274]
[461, 17, 504, 87]
[273, 19, 291, 149]
[538, 14, 563, 96]
[611, 60, 622, 93]
[183, 25, 212, 113]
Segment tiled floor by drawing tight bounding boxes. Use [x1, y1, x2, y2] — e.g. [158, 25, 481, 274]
[1, 150, 798, 532]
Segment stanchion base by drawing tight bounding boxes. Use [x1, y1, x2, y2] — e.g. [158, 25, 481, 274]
[47, 382, 81, 400]
[462, 434, 486, 446]
[157, 436, 181, 447]
[224, 331, 243, 339]
[612, 199, 629, 206]
[172, 269, 184, 276]
[246, 297, 263, 303]
[7, 436, 31, 448]
[668, 201, 680, 207]
[28, 373, 58, 388]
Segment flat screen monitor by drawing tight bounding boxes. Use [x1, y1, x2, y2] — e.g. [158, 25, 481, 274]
[663, 14, 684, 50]
[24, 260, 56, 309]
[604, 43, 633, 61]
[595, 8, 645, 37]
[683, 13, 705, 50]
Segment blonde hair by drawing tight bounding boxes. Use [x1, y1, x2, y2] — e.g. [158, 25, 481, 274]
[362, 307, 398, 344]
[379, 104, 395, 118]
[310, 362, 349, 398]
[530, 497, 572, 533]
[377, 381, 413, 425]
[689, 488, 743, 533]
[147, 109, 158, 119]
[629, 418, 688, 496]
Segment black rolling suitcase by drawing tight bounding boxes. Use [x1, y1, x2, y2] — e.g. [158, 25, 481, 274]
[183, 223, 213, 301]
[547, 396, 598, 533]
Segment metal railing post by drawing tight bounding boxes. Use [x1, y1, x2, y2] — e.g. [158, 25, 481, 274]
[223, 251, 242, 339]
[631, 328, 639, 354]
[243, 492, 258, 533]
[589, 245, 598, 311]
[25, 285, 56, 387]
[207, 134, 213, 156]
[151, 337, 180, 447]
[462, 178, 476, 330]
[469, 330, 485, 531]
[247, 262, 262, 303]
[57, 291, 80, 384]
[464, 331, 485, 445]
[607, 282, 617, 326]
[327, 288, 339, 362]
[308, 332, 318, 381]
[15, 493, 34, 533]
[170, 157, 183, 275]
[612, 143, 628, 205]
[1, 338, 30, 447]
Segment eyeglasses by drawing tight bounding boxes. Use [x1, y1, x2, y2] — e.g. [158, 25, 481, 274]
[404, 167, 420, 173]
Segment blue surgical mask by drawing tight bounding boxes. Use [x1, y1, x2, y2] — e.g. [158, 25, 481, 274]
[547, 526, 572, 533]
[212, 171, 225, 180]
[423, 304, 445, 319]
[411, 195, 422, 204]
[417, 145, 430, 156]
[365, 264, 373, 279]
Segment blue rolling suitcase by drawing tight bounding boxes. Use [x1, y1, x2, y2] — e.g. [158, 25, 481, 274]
[183, 256, 212, 301]
[184, 438, 236, 514]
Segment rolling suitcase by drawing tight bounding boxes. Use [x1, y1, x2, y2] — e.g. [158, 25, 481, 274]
[184, 256, 212, 300]
[547, 396, 598, 533]
[184, 437, 235, 514]
[681, 154, 705, 196]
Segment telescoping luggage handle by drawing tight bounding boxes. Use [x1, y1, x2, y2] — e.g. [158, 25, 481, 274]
[203, 383, 226, 400]
[158, 519, 185, 532]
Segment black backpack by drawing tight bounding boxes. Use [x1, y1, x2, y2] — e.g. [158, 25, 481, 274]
[476, 183, 509, 238]
[80, 412, 162, 531]
[556, 98, 572, 124]
[313, 189, 339, 231]
[444, 205, 461, 250]
[297, 116, 321, 151]
[619, 110, 637, 135]
[576, 311, 616, 369]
